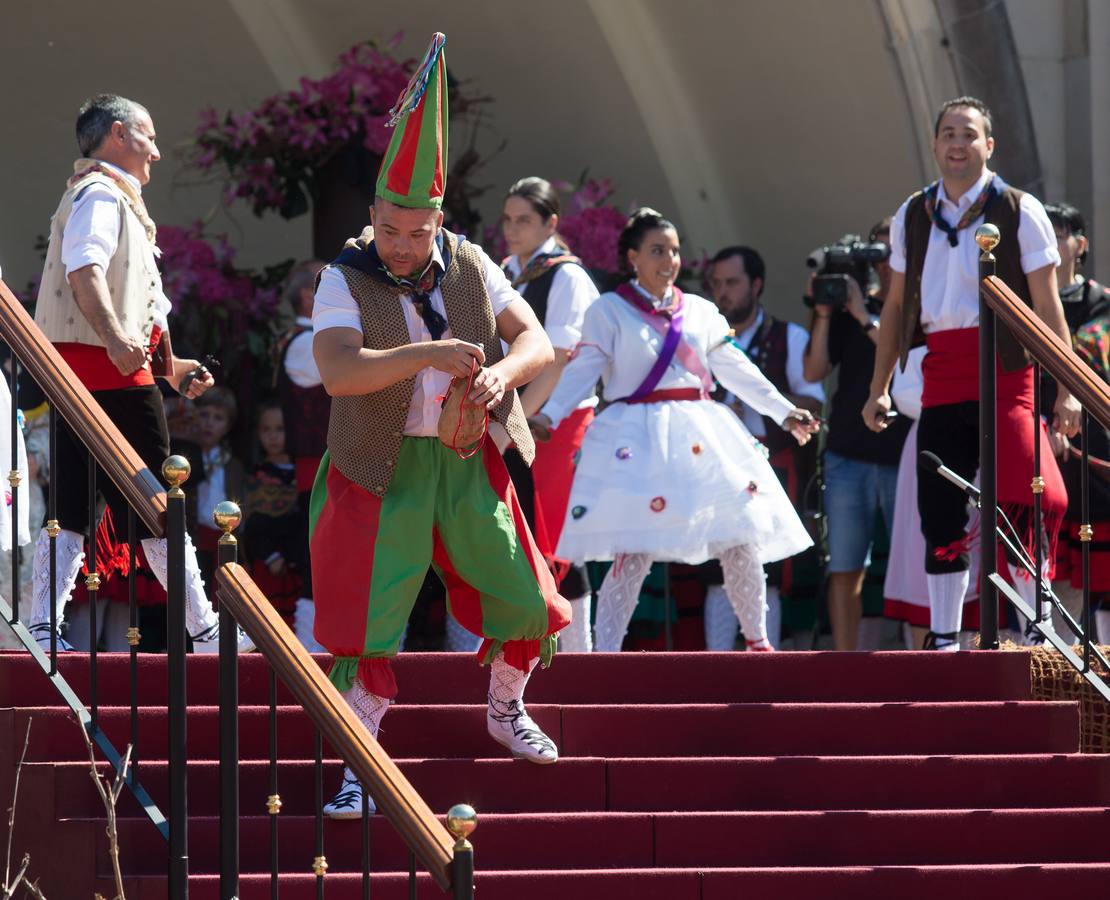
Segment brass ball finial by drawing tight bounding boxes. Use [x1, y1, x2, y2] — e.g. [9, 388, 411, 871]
[975, 223, 1001, 255]
[213, 500, 242, 536]
[446, 804, 477, 848]
[161, 455, 192, 489]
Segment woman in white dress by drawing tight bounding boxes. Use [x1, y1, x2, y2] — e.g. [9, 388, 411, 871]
[530, 209, 818, 651]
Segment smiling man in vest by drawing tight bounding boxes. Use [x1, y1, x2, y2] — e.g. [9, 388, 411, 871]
[863, 96, 1079, 650]
[309, 33, 570, 818]
[29, 94, 252, 654]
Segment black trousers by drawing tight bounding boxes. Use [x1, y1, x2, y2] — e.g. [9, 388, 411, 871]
[916, 401, 979, 574]
[502, 447, 590, 599]
[53, 384, 170, 542]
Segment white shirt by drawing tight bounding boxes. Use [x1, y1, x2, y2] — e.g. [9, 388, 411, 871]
[889, 168, 1060, 333]
[503, 236, 600, 411]
[60, 160, 172, 330]
[731, 308, 823, 437]
[283, 315, 322, 388]
[541, 290, 796, 429]
[313, 240, 520, 436]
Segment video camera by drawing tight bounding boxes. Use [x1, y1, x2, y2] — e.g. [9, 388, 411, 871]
[805, 234, 891, 309]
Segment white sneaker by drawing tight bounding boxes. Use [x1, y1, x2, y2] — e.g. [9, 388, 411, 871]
[190, 622, 256, 654]
[323, 770, 375, 820]
[29, 622, 73, 652]
[487, 697, 558, 764]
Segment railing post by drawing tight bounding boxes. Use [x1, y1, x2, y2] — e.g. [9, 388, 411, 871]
[447, 804, 477, 900]
[976, 224, 1001, 651]
[214, 501, 242, 900]
[163, 455, 191, 899]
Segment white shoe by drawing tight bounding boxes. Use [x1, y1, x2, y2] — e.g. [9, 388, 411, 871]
[487, 697, 558, 764]
[28, 622, 73, 652]
[323, 770, 375, 820]
[190, 622, 256, 654]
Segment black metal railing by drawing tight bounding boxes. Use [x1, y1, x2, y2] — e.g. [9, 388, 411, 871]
[0, 278, 178, 857]
[213, 546, 477, 898]
[0, 276, 476, 898]
[973, 227, 1110, 704]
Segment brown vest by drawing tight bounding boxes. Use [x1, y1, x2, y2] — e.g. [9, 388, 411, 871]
[900, 183, 1031, 373]
[325, 230, 534, 497]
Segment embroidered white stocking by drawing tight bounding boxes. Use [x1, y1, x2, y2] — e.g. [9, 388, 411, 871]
[594, 553, 653, 652]
[719, 544, 770, 647]
[29, 527, 85, 629]
[559, 595, 593, 652]
[141, 534, 218, 637]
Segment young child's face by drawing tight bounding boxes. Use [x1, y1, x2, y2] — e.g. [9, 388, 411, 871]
[258, 407, 286, 459]
[197, 404, 232, 450]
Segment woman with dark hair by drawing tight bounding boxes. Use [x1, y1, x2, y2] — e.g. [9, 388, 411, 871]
[500, 177, 600, 650]
[530, 209, 818, 651]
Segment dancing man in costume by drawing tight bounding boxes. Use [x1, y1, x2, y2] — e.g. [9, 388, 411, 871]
[309, 33, 571, 819]
[863, 96, 1079, 650]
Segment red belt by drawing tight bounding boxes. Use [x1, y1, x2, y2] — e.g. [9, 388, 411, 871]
[619, 388, 708, 405]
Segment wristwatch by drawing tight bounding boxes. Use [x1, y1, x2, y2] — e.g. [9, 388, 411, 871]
[863, 316, 880, 333]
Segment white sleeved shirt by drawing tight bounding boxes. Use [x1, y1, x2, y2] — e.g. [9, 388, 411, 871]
[889, 168, 1060, 333]
[313, 239, 520, 436]
[503, 236, 600, 411]
[541, 289, 795, 429]
[283, 316, 322, 388]
[60, 160, 172, 329]
[731, 308, 823, 438]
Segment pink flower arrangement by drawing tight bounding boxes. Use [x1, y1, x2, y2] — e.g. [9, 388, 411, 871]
[189, 35, 491, 225]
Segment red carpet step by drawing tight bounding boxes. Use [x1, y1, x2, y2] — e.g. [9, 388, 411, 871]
[3, 649, 1108, 898]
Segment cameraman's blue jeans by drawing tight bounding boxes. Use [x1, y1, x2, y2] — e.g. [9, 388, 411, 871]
[824, 451, 899, 573]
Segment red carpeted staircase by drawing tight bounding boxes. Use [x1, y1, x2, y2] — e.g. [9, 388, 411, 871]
[2, 650, 1110, 898]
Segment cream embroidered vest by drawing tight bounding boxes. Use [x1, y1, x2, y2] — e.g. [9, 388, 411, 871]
[34, 172, 160, 348]
[326, 230, 534, 498]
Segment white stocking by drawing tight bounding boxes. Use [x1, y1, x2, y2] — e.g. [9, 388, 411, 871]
[703, 584, 738, 650]
[142, 534, 218, 637]
[719, 544, 769, 647]
[594, 554, 652, 652]
[29, 527, 84, 630]
[926, 570, 970, 650]
[559, 595, 593, 652]
[339, 679, 390, 785]
[488, 651, 537, 707]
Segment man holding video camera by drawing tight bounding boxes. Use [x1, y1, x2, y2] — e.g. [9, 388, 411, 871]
[804, 222, 911, 650]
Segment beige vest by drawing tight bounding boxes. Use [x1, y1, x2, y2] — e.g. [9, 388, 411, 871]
[326, 230, 534, 497]
[34, 172, 160, 347]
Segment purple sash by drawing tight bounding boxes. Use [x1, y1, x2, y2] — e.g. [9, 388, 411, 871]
[616, 283, 713, 400]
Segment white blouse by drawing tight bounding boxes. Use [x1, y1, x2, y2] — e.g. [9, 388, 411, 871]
[542, 289, 796, 429]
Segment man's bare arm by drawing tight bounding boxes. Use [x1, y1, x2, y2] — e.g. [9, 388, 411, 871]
[468, 299, 554, 408]
[67, 264, 146, 374]
[313, 327, 484, 397]
[1028, 262, 1082, 436]
[861, 269, 905, 431]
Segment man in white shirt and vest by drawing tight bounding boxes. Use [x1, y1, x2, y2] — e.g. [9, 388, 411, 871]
[864, 96, 1079, 650]
[307, 34, 570, 819]
[29, 94, 251, 653]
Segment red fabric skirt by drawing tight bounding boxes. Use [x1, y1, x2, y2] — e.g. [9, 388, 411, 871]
[922, 327, 1067, 516]
[531, 406, 594, 563]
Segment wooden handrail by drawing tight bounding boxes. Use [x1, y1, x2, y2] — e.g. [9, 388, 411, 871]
[981, 275, 1110, 431]
[0, 278, 165, 535]
[215, 562, 456, 891]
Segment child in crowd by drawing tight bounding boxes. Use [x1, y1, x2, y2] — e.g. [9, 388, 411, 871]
[193, 386, 244, 586]
[242, 400, 302, 626]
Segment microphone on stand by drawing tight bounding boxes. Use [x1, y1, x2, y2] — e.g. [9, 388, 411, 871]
[918, 451, 980, 503]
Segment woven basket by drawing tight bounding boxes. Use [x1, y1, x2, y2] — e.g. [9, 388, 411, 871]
[1025, 644, 1110, 753]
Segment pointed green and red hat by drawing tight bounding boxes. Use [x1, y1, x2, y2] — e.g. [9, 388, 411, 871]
[376, 32, 448, 209]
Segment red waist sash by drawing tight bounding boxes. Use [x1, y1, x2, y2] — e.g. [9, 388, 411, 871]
[619, 388, 708, 405]
[56, 325, 162, 392]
